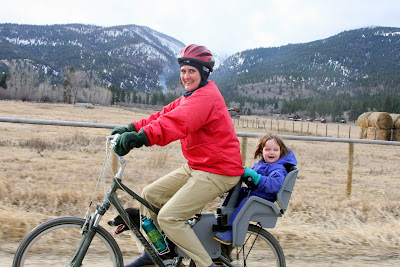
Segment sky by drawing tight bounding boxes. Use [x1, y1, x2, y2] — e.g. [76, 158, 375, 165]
[2, 0, 400, 56]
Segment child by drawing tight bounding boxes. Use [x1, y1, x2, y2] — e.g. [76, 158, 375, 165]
[214, 134, 297, 245]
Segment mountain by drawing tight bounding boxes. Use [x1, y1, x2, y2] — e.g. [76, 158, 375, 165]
[212, 26, 400, 118]
[215, 27, 400, 91]
[2, 24, 399, 94]
[1, 24, 399, 119]
[0, 23, 185, 91]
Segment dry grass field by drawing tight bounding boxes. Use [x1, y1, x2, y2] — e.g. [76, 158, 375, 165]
[0, 100, 399, 266]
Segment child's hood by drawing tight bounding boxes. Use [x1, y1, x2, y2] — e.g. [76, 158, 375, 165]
[276, 151, 297, 167]
[253, 151, 297, 174]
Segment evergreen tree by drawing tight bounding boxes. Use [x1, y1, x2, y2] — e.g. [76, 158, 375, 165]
[0, 73, 10, 89]
[382, 95, 393, 112]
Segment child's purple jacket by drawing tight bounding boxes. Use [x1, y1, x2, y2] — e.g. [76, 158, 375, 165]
[250, 151, 297, 201]
[227, 151, 298, 226]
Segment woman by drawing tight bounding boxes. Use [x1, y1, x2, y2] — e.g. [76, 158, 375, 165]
[112, 44, 243, 267]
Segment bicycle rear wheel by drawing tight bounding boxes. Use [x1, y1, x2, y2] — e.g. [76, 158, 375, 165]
[13, 217, 123, 267]
[215, 224, 286, 267]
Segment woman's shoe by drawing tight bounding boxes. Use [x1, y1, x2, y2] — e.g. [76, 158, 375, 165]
[214, 230, 233, 245]
[124, 251, 155, 267]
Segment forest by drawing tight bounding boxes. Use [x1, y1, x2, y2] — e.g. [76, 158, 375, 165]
[2, 68, 399, 123]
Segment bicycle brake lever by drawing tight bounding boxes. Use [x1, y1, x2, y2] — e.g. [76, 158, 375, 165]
[109, 134, 120, 146]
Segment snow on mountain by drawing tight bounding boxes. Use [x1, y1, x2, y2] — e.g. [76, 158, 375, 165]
[0, 23, 186, 91]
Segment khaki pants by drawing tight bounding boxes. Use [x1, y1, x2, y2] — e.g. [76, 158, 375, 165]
[140, 164, 240, 267]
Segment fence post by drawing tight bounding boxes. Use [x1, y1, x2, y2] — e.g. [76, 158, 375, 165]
[326, 124, 328, 137]
[337, 125, 340, 138]
[347, 143, 354, 197]
[241, 137, 248, 166]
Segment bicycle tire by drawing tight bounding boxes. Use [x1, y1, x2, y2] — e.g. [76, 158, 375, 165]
[13, 217, 124, 267]
[212, 224, 286, 267]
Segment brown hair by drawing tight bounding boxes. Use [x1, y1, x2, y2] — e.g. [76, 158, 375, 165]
[253, 133, 291, 159]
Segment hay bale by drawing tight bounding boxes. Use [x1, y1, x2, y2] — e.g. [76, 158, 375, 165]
[366, 127, 390, 140]
[367, 112, 393, 130]
[358, 127, 367, 139]
[377, 129, 391, 141]
[391, 129, 399, 141]
[392, 129, 400, 141]
[376, 129, 391, 141]
[357, 112, 372, 128]
[366, 127, 376, 140]
[390, 114, 400, 129]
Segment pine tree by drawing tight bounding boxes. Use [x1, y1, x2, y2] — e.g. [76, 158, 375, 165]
[0, 73, 10, 89]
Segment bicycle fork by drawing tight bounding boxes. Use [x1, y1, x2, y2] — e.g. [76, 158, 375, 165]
[68, 201, 111, 266]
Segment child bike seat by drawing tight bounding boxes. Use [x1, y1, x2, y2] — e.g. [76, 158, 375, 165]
[218, 165, 299, 246]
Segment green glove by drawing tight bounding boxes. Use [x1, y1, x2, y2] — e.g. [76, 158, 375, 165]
[242, 166, 261, 185]
[113, 130, 148, 156]
[111, 123, 137, 135]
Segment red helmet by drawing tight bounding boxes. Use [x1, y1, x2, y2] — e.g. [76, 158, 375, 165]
[177, 44, 215, 72]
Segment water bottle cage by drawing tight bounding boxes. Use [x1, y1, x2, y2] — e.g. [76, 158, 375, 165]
[142, 216, 170, 255]
[153, 236, 170, 255]
[145, 229, 170, 255]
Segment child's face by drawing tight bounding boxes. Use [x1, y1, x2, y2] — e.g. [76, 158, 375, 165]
[262, 139, 281, 163]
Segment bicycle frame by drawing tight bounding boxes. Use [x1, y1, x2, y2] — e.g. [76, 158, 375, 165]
[71, 145, 171, 267]
[13, 135, 289, 267]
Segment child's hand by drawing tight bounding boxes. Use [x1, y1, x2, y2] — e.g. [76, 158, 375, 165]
[242, 167, 261, 185]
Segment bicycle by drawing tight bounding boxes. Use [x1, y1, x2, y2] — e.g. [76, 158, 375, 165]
[13, 135, 298, 266]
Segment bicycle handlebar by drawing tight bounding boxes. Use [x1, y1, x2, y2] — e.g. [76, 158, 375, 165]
[107, 134, 126, 177]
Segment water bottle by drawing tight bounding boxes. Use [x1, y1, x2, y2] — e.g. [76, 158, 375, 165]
[141, 215, 167, 252]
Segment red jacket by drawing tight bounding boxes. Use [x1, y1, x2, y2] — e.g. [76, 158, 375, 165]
[133, 81, 243, 176]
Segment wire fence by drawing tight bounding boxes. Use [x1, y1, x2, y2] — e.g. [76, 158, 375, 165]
[1, 116, 400, 197]
[233, 117, 399, 141]
[233, 118, 350, 137]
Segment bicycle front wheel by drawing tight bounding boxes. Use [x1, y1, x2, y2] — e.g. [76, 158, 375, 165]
[217, 224, 286, 267]
[13, 217, 123, 267]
